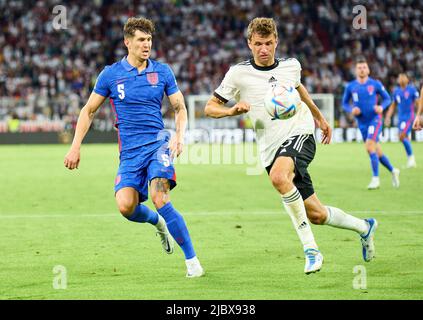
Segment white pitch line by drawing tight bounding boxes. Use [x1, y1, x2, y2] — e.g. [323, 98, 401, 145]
[0, 210, 422, 219]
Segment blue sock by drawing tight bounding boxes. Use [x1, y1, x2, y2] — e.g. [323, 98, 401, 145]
[158, 202, 196, 259]
[379, 154, 394, 172]
[369, 152, 379, 177]
[402, 139, 413, 156]
[127, 204, 159, 225]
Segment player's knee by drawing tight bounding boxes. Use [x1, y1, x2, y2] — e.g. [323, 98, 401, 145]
[151, 192, 169, 210]
[117, 201, 137, 218]
[307, 209, 326, 225]
[366, 144, 376, 153]
[270, 171, 292, 193]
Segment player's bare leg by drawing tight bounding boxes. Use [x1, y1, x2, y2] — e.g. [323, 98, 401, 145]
[304, 194, 378, 262]
[149, 178, 174, 254]
[269, 156, 322, 274]
[150, 178, 171, 210]
[116, 187, 139, 217]
[115, 187, 173, 254]
[150, 178, 204, 277]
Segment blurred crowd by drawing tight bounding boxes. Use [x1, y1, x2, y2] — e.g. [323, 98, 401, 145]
[0, 0, 422, 129]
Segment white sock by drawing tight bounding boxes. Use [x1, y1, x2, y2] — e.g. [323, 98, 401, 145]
[185, 256, 201, 268]
[281, 187, 318, 250]
[324, 206, 369, 235]
[155, 215, 166, 230]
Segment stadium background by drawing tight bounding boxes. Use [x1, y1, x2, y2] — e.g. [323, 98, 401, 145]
[0, 0, 422, 136]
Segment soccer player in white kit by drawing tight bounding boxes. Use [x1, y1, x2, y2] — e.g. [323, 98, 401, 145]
[204, 17, 378, 274]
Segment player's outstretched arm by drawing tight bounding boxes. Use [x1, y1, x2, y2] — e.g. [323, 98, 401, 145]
[296, 84, 332, 144]
[204, 96, 250, 118]
[168, 91, 188, 158]
[64, 92, 107, 170]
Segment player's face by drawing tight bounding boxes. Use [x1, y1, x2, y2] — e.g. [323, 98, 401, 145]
[248, 33, 278, 67]
[398, 74, 409, 87]
[355, 63, 370, 79]
[125, 30, 152, 61]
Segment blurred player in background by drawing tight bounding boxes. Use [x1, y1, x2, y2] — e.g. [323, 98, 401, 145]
[385, 73, 420, 168]
[64, 17, 204, 278]
[412, 86, 423, 131]
[204, 17, 378, 275]
[342, 57, 400, 190]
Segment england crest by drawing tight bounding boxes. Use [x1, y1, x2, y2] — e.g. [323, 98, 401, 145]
[147, 72, 159, 85]
[367, 85, 374, 95]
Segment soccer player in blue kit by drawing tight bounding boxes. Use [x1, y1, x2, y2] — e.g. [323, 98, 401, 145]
[385, 73, 420, 168]
[342, 57, 400, 190]
[64, 17, 204, 278]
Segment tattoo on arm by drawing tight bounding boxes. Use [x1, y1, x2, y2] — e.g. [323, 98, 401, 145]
[171, 97, 186, 113]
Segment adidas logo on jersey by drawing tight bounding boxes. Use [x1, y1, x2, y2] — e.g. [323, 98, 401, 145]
[268, 76, 277, 83]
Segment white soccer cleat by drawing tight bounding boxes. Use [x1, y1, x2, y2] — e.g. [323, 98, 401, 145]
[185, 256, 205, 278]
[391, 168, 400, 188]
[367, 177, 380, 190]
[406, 156, 416, 168]
[360, 218, 378, 262]
[155, 215, 174, 254]
[304, 248, 323, 275]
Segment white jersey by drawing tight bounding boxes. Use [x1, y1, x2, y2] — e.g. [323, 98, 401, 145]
[214, 58, 315, 167]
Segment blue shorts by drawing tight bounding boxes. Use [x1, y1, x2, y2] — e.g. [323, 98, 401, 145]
[398, 115, 414, 136]
[358, 116, 383, 142]
[114, 142, 176, 203]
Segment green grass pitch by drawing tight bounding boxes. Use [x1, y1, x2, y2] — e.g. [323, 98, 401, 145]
[0, 141, 422, 300]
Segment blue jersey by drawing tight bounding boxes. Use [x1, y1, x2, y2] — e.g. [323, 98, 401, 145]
[342, 77, 391, 124]
[94, 57, 179, 152]
[392, 85, 419, 120]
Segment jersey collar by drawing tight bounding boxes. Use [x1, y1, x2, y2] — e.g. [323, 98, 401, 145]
[121, 56, 153, 73]
[250, 58, 279, 71]
[356, 77, 370, 85]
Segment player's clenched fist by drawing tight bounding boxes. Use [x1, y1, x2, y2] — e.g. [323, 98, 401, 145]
[352, 107, 361, 116]
[374, 105, 383, 114]
[318, 117, 332, 145]
[64, 148, 80, 170]
[228, 101, 250, 116]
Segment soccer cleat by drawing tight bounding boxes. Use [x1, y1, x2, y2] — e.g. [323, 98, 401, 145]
[185, 257, 205, 278]
[304, 248, 323, 275]
[391, 168, 400, 188]
[155, 215, 174, 254]
[360, 218, 378, 262]
[406, 156, 416, 168]
[367, 177, 380, 190]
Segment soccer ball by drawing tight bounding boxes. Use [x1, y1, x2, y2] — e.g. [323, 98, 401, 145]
[264, 85, 300, 120]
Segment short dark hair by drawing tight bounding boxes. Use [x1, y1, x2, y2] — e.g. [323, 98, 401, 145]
[355, 55, 367, 65]
[123, 17, 155, 38]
